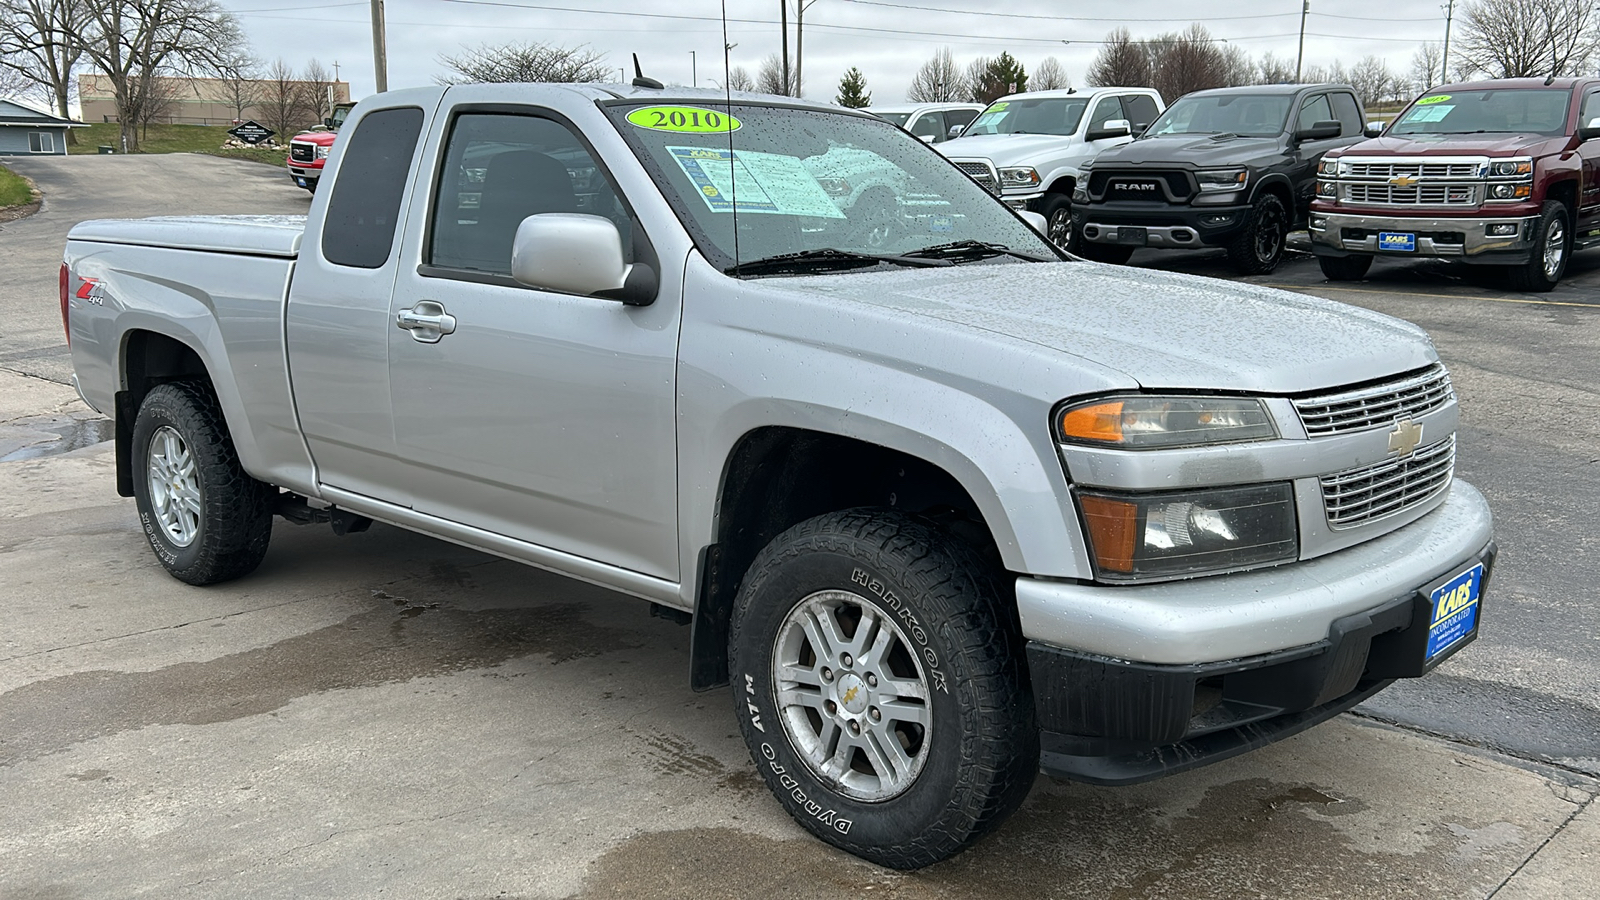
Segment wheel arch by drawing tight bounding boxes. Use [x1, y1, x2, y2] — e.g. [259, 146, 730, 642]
[114, 329, 212, 497]
[1545, 177, 1579, 214]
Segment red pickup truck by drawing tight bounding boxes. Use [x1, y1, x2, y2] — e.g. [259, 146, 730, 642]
[1310, 77, 1600, 291]
[285, 102, 354, 193]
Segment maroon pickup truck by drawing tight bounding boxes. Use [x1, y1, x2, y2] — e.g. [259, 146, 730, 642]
[1310, 77, 1600, 291]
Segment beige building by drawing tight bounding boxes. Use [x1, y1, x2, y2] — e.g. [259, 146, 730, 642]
[78, 73, 351, 126]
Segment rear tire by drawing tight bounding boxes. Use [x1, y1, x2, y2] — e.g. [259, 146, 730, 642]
[1506, 200, 1570, 293]
[1318, 254, 1372, 281]
[1076, 242, 1136, 265]
[729, 509, 1036, 870]
[1227, 193, 1289, 275]
[131, 381, 273, 585]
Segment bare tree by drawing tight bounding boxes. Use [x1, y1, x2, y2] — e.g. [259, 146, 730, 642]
[906, 47, 965, 102]
[1454, 0, 1600, 79]
[1410, 42, 1443, 91]
[215, 49, 258, 123]
[301, 57, 333, 122]
[73, 0, 244, 151]
[133, 70, 177, 136]
[961, 55, 990, 102]
[436, 40, 607, 84]
[0, 0, 86, 120]
[1085, 29, 1151, 88]
[1145, 25, 1238, 101]
[1346, 55, 1393, 107]
[755, 52, 797, 95]
[256, 57, 308, 143]
[968, 52, 1026, 104]
[727, 66, 753, 91]
[1031, 56, 1070, 91]
[1256, 51, 1295, 85]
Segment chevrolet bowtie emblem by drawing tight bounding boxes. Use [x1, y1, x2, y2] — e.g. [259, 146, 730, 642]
[1389, 174, 1420, 188]
[842, 685, 860, 705]
[1388, 419, 1424, 456]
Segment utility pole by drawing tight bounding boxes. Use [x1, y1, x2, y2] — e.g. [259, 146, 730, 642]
[690, 50, 696, 86]
[1295, 0, 1309, 82]
[796, 0, 817, 99]
[781, 1, 790, 96]
[370, 0, 388, 93]
[1440, 0, 1456, 85]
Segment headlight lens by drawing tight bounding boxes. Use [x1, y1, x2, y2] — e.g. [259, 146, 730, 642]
[1195, 168, 1248, 192]
[1316, 179, 1336, 197]
[1317, 157, 1339, 176]
[1489, 158, 1532, 178]
[999, 166, 1041, 188]
[315, 144, 331, 160]
[1488, 183, 1531, 200]
[1056, 395, 1277, 449]
[1077, 483, 1299, 582]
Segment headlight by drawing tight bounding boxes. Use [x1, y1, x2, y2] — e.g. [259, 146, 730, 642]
[1316, 180, 1336, 197]
[1488, 183, 1531, 200]
[1076, 483, 1299, 582]
[1489, 158, 1532, 178]
[1195, 168, 1248, 192]
[1317, 157, 1339, 176]
[1055, 395, 1278, 449]
[999, 166, 1041, 189]
[315, 145, 331, 160]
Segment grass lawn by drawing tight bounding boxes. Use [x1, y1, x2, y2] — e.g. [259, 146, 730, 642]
[0, 163, 34, 208]
[69, 122, 286, 167]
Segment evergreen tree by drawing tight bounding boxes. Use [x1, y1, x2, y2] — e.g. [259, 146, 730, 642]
[972, 52, 1028, 104]
[835, 66, 871, 108]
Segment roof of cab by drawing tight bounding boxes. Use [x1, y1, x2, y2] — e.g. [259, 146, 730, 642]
[1427, 76, 1592, 93]
[1180, 83, 1355, 99]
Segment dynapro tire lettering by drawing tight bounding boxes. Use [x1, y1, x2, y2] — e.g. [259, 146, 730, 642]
[760, 743, 852, 834]
[851, 567, 949, 693]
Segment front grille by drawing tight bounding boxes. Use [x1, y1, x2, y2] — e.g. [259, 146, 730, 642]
[1293, 364, 1454, 436]
[1343, 183, 1478, 206]
[1089, 169, 1193, 201]
[1321, 436, 1456, 529]
[289, 142, 316, 163]
[954, 160, 999, 194]
[1346, 161, 1482, 179]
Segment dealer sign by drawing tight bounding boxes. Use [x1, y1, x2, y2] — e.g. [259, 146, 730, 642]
[227, 121, 275, 145]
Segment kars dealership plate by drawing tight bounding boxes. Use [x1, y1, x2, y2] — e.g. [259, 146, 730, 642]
[1378, 231, 1417, 252]
[1426, 563, 1484, 662]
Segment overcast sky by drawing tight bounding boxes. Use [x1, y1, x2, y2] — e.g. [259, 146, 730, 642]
[224, 0, 1461, 103]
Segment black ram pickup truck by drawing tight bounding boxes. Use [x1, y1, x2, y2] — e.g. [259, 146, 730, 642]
[1072, 83, 1372, 273]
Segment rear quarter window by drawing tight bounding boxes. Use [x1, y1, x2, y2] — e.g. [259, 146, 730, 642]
[321, 107, 425, 269]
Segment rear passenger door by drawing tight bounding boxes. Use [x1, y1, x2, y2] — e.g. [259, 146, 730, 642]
[383, 102, 682, 581]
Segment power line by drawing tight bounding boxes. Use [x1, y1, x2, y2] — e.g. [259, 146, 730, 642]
[839, 0, 1445, 24]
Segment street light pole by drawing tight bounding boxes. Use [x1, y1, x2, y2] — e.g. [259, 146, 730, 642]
[370, 0, 388, 93]
[691, 50, 697, 86]
[1295, 0, 1309, 83]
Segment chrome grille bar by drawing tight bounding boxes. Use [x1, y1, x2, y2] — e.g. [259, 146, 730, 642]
[1321, 436, 1456, 529]
[1293, 364, 1454, 436]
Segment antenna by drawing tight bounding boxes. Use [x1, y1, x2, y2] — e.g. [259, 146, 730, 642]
[632, 53, 663, 89]
[721, 1, 739, 271]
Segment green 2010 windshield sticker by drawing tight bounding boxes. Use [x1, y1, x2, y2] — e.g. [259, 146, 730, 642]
[987, 102, 1009, 112]
[1416, 94, 1452, 105]
[627, 106, 741, 133]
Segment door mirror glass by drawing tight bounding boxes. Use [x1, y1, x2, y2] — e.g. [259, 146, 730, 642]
[1087, 118, 1131, 141]
[1295, 120, 1342, 141]
[1018, 210, 1048, 236]
[1364, 120, 1386, 138]
[511, 213, 631, 296]
[918, 133, 937, 143]
[947, 123, 965, 139]
[1580, 117, 1600, 141]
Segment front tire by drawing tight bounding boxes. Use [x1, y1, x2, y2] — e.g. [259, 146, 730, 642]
[1227, 193, 1289, 275]
[1035, 194, 1073, 251]
[729, 509, 1036, 870]
[1506, 200, 1570, 292]
[1318, 254, 1372, 281]
[131, 381, 273, 585]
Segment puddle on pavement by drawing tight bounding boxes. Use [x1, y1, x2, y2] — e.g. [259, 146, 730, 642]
[0, 416, 114, 462]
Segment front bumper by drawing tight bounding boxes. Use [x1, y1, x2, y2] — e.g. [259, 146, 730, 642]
[1075, 202, 1252, 249]
[1309, 210, 1540, 261]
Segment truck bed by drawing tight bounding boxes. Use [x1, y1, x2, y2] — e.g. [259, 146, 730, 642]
[68, 215, 306, 258]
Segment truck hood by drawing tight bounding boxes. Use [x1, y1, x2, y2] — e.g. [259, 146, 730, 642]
[1337, 132, 1569, 158]
[291, 130, 338, 146]
[779, 261, 1435, 394]
[1093, 133, 1282, 167]
[938, 133, 1081, 164]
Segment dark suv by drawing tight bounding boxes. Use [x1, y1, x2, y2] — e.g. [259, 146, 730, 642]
[1071, 84, 1371, 273]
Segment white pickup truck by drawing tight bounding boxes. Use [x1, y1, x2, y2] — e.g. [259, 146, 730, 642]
[60, 84, 1493, 869]
[938, 87, 1165, 246]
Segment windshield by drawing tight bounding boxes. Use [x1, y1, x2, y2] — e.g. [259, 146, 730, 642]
[873, 111, 912, 126]
[962, 98, 1088, 136]
[331, 106, 350, 128]
[605, 102, 1058, 273]
[1146, 94, 1292, 138]
[1389, 89, 1570, 136]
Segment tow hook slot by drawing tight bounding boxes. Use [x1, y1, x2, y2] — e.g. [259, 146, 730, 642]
[275, 493, 373, 535]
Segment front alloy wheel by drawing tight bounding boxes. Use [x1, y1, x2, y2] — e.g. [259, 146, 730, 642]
[1507, 200, 1570, 292]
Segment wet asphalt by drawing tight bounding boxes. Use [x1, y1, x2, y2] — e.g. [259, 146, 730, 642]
[1, 156, 1597, 897]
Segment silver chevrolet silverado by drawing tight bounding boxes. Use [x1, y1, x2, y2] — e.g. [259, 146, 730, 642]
[60, 84, 1495, 869]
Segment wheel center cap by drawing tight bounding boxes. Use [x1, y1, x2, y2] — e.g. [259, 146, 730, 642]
[837, 673, 869, 714]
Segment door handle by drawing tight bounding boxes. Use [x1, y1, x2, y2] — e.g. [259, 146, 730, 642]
[396, 301, 457, 343]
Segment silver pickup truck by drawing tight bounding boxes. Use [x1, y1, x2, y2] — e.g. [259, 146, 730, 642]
[60, 84, 1495, 869]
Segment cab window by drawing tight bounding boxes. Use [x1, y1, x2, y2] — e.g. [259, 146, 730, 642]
[1088, 96, 1124, 133]
[1298, 94, 1335, 133]
[429, 112, 632, 276]
[909, 112, 945, 142]
[322, 107, 424, 269]
[1121, 94, 1161, 132]
[1582, 91, 1600, 129]
[1330, 92, 1363, 135]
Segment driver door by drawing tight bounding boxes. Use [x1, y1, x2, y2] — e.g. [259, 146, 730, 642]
[1578, 89, 1600, 234]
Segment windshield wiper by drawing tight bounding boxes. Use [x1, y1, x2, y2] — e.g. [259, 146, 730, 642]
[727, 247, 952, 276]
[901, 240, 1052, 263]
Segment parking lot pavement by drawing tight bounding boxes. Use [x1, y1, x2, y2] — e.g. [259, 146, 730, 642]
[0, 155, 309, 386]
[0, 370, 1593, 896]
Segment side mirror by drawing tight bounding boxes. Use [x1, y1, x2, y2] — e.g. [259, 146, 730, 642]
[1295, 120, 1342, 142]
[1085, 118, 1132, 141]
[1130, 121, 1149, 137]
[323, 117, 335, 129]
[947, 123, 965, 139]
[1363, 120, 1386, 138]
[1580, 118, 1600, 141]
[918, 133, 937, 143]
[511, 213, 657, 306]
[1018, 210, 1049, 236]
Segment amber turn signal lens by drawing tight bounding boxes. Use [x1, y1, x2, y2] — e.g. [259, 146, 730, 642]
[1078, 494, 1139, 573]
[1059, 401, 1124, 443]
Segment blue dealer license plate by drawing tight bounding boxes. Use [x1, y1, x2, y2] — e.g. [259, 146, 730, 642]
[1426, 564, 1484, 662]
[1378, 232, 1416, 252]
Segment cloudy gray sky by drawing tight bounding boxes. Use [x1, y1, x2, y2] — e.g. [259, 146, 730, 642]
[225, 0, 1460, 102]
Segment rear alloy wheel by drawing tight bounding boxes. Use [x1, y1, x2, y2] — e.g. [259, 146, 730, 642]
[1506, 200, 1570, 293]
[730, 509, 1037, 870]
[1317, 254, 1372, 281]
[1035, 194, 1073, 251]
[1227, 193, 1289, 275]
